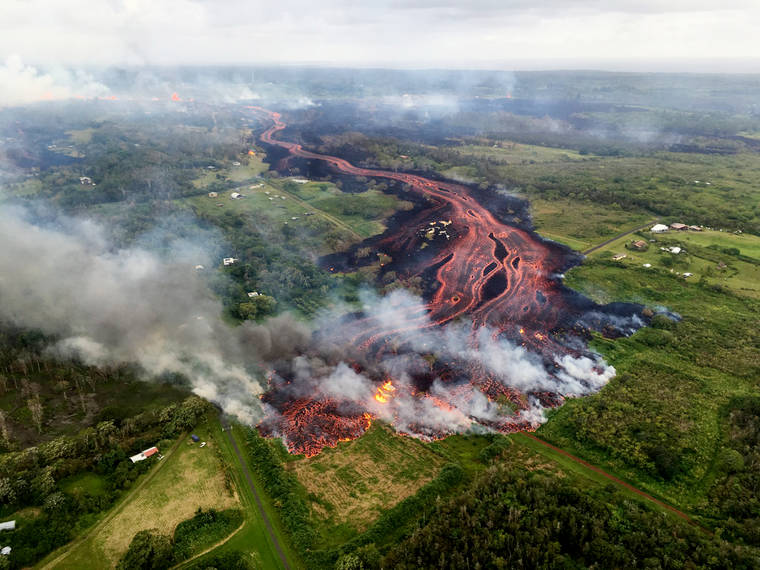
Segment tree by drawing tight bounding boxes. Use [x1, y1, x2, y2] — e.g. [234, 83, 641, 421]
[117, 530, 174, 570]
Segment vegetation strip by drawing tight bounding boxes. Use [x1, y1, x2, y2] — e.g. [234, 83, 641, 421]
[223, 424, 291, 570]
[522, 432, 705, 530]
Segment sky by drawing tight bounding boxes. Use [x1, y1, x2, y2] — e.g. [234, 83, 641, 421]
[0, 0, 759, 71]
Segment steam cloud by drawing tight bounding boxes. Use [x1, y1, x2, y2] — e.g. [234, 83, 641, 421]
[264, 288, 619, 445]
[0, 55, 109, 107]
[0, 205, 309, 422]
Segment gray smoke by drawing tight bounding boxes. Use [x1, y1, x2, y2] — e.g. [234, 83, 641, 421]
[268, 287, 617, 441]
[0, 205, 308, 422]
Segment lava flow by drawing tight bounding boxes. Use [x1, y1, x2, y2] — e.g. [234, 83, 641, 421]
[251, 106, 647, 457]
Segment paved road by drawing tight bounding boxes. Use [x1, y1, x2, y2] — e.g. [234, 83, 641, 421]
[222, 422, 292, 570]
[582, 221, 657, 255]
[522, 433, 707, 531]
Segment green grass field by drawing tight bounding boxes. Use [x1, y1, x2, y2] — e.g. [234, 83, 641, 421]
[530, 197, 653, 251]
[287, 423, 446, 548]
[455, 142, 592, 164]
[44, 421, 238, 569]
[179, 418, 301, 570]
[587, 229, 760, 298]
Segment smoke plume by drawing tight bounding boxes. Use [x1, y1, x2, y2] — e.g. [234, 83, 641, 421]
[0, 55, 109, 107]
[0, 205, 308, 422]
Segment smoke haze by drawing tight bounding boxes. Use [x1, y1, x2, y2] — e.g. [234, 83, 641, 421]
[0, 205, 310, 422]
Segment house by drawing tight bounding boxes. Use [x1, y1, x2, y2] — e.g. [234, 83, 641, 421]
[643, 263, 652, 268]
[670, 223, 688, 231]
[200, 442, 207, 448]
[683, 272, 693, 278]
[668, 246, 682, 254]
[194, 265, 204, 270]
[630, 240, 648, 251]
[689, 225, 703, 231]
[292, 178, 309, 184]
[130, 446, 159, 463]
[230, 192, 242, 199]
[247, 291, 260, 298]
[650, 224, 669, 233]
[223, 257, 237, 266]
[79, 176, 93, 185]
[0, 521, 15, 531]
[208, 192, 218, 198]
[1, 547, 10, 556]
[191, 434, 200, 442]
[232, 161, 241, 166]
[612, 253, 627, 261]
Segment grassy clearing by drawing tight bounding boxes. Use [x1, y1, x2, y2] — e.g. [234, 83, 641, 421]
[455, 142, 592, 164]
[190, 155, 269, 189]
[66, 128, 96, 144]
[272, 178, 413, 238]
[530, 197, 652, 251]
[589, 229, 760, 298]
[59, 472, 108, 498]
[180, 419, 301, 570]
[288, 423, 445, 546]
[54, 422, 237, 568]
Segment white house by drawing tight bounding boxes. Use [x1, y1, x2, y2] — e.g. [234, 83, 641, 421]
[650, 224, 669, 233]
[230, 192, 241, 199]
[130, 446, 159, 463]
[1, 546, 10, 556]
[247, 291, 260, 298]
[0, 521, 15, 531]
[223, 257, 237, 266]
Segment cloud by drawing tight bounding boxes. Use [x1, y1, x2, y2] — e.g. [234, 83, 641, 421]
[0, 55, 109, 107]
[0, 1, 758, 70]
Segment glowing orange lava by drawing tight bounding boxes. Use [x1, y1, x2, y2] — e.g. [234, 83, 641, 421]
[374, 380, 396, 403]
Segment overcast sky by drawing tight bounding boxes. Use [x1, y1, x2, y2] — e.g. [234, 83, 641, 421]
[1, 0, 759, 71]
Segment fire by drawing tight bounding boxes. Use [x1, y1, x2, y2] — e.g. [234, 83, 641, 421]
[519, 327, 525, 334]
[374, 380, 395, 403]
[248, 150, 256, 156]
[171, 92, 181, 102]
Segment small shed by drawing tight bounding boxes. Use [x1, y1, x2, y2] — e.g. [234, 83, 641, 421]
[1, 546, 10, 555]
[612, 253, 627, 261]
[230, 192, 241, 199]
[191, 434, 200, 442]
[247, 291, 260, 298]
[650, 224, 669, 233]
[208, 192, 218, 198]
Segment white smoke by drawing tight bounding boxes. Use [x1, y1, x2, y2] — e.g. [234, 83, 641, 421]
[0, 55, 109, 107]
[0, 205, 309, 422]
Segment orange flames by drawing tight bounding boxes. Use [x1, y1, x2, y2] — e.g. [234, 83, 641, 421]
[374, 380, 395, 403]
[171, 92, 181, 102]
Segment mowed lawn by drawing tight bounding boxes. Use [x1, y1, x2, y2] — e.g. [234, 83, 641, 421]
[288, 423, 446, 547]
[51, 424, 238, 568]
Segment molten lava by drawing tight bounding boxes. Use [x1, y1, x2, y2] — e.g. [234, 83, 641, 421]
[249, 106, 646, 457]
[374, 380, 396, 403]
